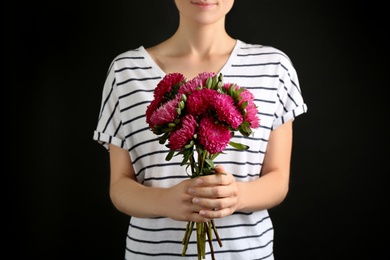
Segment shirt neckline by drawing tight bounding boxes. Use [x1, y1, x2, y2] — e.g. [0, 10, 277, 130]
[139, 39, 242, 78]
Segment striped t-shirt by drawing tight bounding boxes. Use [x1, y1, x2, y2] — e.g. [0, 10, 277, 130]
[93, 39, 308, 259]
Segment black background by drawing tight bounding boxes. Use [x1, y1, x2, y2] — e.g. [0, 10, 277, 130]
[6, 0, 389, 259]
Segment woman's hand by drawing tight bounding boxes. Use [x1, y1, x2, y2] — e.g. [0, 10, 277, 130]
[163, 165, 239, 222]
[187, 165, 240, 219]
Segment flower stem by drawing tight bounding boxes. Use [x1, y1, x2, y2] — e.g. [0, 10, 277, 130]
[205, 221, 216, 260]
[181, 221, 194, 256]
[196, 222, 206, 259]
[189, 154, 196, 177]
[211, 220, 223, 247]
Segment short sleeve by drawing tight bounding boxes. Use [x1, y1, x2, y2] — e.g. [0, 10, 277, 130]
[272, 57, 308, 130]
[93, 61, 127, 150]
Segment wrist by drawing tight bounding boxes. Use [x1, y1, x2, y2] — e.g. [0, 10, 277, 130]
[236, 181, 246, 212]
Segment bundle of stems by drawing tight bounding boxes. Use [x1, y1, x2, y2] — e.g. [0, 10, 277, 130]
[181, 220, 223, 260]
[179, 149, 223, 260]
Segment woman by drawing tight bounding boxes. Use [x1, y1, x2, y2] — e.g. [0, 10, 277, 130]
[93, 0, 307, 259]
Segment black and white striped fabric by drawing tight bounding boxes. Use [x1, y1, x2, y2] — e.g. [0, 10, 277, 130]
[93, 40, 307, 259]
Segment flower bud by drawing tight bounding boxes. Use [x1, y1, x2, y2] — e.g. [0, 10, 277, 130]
[179, 100, 185, 110]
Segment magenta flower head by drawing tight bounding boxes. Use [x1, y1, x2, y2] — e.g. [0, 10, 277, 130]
[198, 116, 232, 154]
[146, 98, 161, 129]
[239, 88, 260, 128]
[149, 95, 181, 128]
[154, 72, 185, 99]
[213, 93, 243, 129]
[195, 72, 216, 85]
[186, 88, 215, 116]
[168, 114, 197, 151]
[146, 73, 185, 129]
[178, 72, 215, 96]
[178, 78, 199, 96]
[223, 83, 260, 129]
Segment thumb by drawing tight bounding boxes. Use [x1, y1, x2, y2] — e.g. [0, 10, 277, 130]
[214, 165, 226, 174]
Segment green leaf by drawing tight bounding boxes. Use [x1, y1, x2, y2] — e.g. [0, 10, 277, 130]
[210, 153, 220, 161]
[181, 149, 193, 165]
[159, 132, 169, 144]
[229, 141, 249, 150]
[238, 121, 252, 136]
[165, 150, 175, 161]
[205, 159, 214, 168]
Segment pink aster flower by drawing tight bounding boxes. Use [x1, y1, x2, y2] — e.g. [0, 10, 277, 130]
[222, 82, 238, 92]
[186, 88, 216, 116]
[178, 78, 200, 96]
[146, 73, 185, 128]
[213, 93, 243, 128]
[149, 96, 181, 127]
[146, 98, 161, 128]
[239, 88, 260, 128]
[194, 72, 216, 85]
[168, 114, 197, 151]
[177, 72, 215, 96]
[222, 83, 260, 129]
[198, 116, 232, 154]
[245, 103, 260, 128]
[154, 72, 185, 99]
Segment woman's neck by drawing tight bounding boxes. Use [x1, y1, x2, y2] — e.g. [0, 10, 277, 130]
[166, 19, 235, 57]
[145, 18, 237, 79]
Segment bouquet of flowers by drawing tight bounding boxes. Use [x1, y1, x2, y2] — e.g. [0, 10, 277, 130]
[146, 72, 260, 259]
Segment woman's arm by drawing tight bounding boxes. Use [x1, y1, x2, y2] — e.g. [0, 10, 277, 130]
[237, 119, 293, 211]
[108, 144, 214, 222]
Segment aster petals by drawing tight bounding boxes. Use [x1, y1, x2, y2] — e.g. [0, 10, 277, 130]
[245, 104, 260, 128]
[198, 116, 232, 154]
[195, 72, 216, 85]
[146, 98, 161, 128]
[186, 88, 215, 115]
[168, 114, 197, 151]
[154, 73, 185, 98]
[149, 96, 180, 127]
[147, 72, 260, 155]
[178, 78, 200, 96]
[239, 89, 260, 128]
[213, 94, 243, 128]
